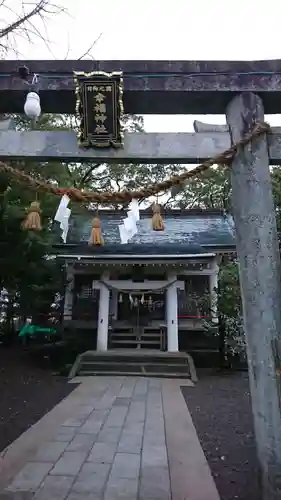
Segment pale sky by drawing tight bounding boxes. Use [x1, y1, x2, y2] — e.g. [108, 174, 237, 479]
[3, 0, 281, 130]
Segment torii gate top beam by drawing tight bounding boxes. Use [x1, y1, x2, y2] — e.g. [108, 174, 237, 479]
[1, 59, 281, 115]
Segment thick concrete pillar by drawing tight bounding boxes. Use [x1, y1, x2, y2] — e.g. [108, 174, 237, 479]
[63, 265, 74, 321]
[166, 273, 179, 352]
[97, 272, 110, 352]
[209, 261, 219, 323]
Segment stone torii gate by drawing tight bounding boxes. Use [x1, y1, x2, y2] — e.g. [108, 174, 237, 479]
[1, 59, 281, 499]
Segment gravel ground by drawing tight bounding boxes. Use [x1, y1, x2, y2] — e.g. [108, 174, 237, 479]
[182, 370, 260, 500]
[0, 347, 76, 453]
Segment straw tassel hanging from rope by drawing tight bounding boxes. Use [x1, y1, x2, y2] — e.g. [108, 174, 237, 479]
[151, 202, 164, 231]
[88, 212, 104, 246]
[21, 201, 42, 231]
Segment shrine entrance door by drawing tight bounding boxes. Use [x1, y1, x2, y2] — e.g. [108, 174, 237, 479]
[110, 291, 166, 350]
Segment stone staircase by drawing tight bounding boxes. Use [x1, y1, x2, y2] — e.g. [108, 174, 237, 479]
[69, 349, 197, 381]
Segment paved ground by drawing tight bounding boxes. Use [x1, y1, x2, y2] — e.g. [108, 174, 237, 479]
[0, 376, 220, 500]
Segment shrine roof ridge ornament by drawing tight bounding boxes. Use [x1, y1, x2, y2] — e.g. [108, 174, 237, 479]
[2, 59, 281, 114]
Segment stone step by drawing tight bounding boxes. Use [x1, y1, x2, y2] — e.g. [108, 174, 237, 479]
[110, 337, 161, 344]
[110, 332, 161, 337]
[110, 339, 160, 345]
[69, 350, 196, 381]
[79, 361, 190, 374]
[78, 370, 191, 379]
[80, 351, 191, 364]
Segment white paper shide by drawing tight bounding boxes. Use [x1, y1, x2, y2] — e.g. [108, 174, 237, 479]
[54, 194, 71, 243]
[118, 199, 140, 244]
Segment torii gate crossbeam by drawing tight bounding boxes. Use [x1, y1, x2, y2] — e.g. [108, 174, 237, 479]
[1, 59, 281, 114]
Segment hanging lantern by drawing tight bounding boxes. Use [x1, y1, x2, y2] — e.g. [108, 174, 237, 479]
[140, 294, 145, 304]
[118, 293, 123, 303]
[24, 92, 41, 120]
[152, 203, 164, 231]
[21, 201, 41, 231]
[88, 216, 104, 246]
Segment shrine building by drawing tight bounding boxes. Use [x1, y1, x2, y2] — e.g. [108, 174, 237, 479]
[53, 208, 235, 365]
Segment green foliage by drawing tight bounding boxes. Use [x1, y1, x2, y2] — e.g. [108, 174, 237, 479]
[201, 260, 246, 361]
[0, 113, 80, 326]
[1, 112, 181, 334]
[172, 162, 281, 222]
[217, 261, 246, 359]
[218, 261, 241, 318]
[172, 165, 231, 210]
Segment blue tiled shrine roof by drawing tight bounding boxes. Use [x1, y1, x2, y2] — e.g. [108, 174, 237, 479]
[53, 209, 236, 256]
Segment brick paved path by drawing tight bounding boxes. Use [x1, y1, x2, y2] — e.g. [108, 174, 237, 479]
[2, 376, 219, 500]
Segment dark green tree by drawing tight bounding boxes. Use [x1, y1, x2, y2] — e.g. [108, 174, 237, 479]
[1, 112, 173, 339]
[172, 164, 231, 210]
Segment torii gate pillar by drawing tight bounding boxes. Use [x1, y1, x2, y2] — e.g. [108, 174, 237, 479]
[226, 92, 281, 499]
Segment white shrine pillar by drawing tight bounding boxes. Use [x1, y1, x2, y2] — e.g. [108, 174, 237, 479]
[110, 289, 118, 320]
[63, 264, 74, 321]
[209, 260, 219, 323]
[166, 273, 179, 352]
[97, 271, 110, 351]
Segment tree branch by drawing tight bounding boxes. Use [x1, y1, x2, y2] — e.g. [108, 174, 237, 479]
[0, 1, 48, 39]
[79, 164, 102, 187]
[0, 0, 65, 54]
[78, 32, 103, 60]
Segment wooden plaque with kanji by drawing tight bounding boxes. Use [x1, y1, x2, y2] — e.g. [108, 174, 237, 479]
[74, 71, 124, 148]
